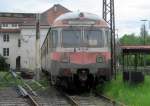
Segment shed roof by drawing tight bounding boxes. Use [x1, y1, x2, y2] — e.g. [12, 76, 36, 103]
[121, 45, 150, 54]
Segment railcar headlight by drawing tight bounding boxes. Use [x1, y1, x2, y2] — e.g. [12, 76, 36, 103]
[96, 56, 103, 63]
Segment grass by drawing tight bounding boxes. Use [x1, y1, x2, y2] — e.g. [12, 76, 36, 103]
[25, 73, 50, 91]
[97, 74, 150, 106]
[0, 71, 24, 89]
[0, 70, 49, 89]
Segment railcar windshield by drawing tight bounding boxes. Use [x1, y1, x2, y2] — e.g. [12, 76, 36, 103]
[62, 30, 81, 48]
[84, 30, 104, 47]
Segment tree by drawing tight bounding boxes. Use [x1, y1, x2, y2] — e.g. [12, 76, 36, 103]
[119, 33, 142, 45]
[119, 33, 150, 66]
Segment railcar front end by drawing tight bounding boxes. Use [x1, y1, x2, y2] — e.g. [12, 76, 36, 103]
[41, 12, 112, 90]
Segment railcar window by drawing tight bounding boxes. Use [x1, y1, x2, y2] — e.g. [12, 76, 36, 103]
[105, 30, 110, 46]
[47, 39, 48, 54]
[51, 30, 58, 48]
[85, 30, 104, 47]
[62, 30, 81, 48]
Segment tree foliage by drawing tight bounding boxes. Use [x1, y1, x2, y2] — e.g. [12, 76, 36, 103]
[119, 33, 150, 45]
[119, 32, 150, 66]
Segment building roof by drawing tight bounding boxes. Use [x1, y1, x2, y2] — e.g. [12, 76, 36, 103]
[0, 4, 70, 26]
[0, 12, 35, 18]
[121, 45, 150, 54]
[40, 4, 71, 26]
[0, 17, 35, 23]
[0, 29, 20, 33]
[0, 13, 36, 26]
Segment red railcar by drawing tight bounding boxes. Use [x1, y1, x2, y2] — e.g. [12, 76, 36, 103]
[41, 12, 112, 90]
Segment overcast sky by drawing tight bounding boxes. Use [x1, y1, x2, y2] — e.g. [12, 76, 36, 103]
[0, 0, 150, 37]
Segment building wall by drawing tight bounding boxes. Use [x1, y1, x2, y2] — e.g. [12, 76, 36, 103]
[0, 4, 70, 71]
[20, 27, 49, 70]
[0, 26, 49, 70]
[0, 32, 20, 69]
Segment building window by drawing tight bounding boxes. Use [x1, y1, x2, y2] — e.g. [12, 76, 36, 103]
[3, 33, 9, 42]
[12, 24, 18, 27]
[3, 48, 9, 56]
[18, 39, 21, 47]
[2, 23, 8, 27]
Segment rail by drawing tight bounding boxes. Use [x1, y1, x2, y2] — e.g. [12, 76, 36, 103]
[63, 93, 79, 106]
[95, 93, 126, 106]
[58, 88, 126, 106]
[9, 69, 39, 106]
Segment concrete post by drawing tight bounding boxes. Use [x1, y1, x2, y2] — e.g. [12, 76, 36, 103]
[35, 13, 41, 80]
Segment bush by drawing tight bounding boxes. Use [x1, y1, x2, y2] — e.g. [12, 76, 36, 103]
[0, 55, 9, 71]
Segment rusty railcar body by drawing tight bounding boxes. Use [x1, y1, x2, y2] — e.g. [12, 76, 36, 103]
[41, 12, 112, 90]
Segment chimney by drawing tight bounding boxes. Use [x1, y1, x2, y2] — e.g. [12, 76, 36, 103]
[54, 4, 58, 12]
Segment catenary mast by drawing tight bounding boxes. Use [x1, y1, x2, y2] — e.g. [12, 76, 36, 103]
[103, 0, 116, 78]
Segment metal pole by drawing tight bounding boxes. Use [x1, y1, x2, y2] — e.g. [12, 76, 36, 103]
[144, 24, 146, 45]
[140, 20, 148, 73]
[35, 13, 41, 80]
[140, 20, 148, 45]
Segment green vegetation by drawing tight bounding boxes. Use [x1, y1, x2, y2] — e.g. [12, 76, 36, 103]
[120, 33, 144, 45]
[0, 70, 49, 92]
[25, 73, 50, 91]
[25, 80, 48, 91]
[119, 25, 149, 45]
[0, 55, 9, 71]
[119, 33, 150, 66]
[98, 74, 150, 106]
[0, 72, 24, 89]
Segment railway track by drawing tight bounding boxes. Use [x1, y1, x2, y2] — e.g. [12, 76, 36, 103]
[61, 90, 126, 106]
[9, 70, 72, 106]
[0, 87, 30, 106]
[8, 70, 125, 106]
[31, 87, 72, 106]
[0, 86, 122, 106]
[22, 81, 72, 106]
[63, 94, 115, 106]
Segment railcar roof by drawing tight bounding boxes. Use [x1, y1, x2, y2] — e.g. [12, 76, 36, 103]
[53, 12, 108, 27]
[55, 12, 100, 22]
